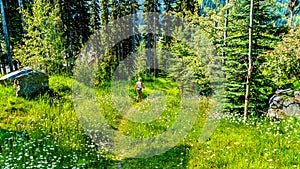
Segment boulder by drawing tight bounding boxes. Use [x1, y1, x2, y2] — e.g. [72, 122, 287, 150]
[269, 95, 283, 109]
[14, 70, 49, 97]
[295, 91, 300, 101]
[275, 88, 293, 95]
[282, 94, 300, 118]
[0, 67, 33, 84]
[267, 108, 286, 120]
[267, 89, 300, 119]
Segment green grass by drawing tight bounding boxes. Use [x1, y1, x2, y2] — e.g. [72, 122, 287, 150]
[0, 75, 300, 168]
[188, 118, 300, 168]
[0, 75, 113, 168]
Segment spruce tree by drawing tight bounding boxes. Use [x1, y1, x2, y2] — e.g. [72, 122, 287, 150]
[89, 0, 101, 31]
[222, 0, 283, 115]
[58, 0, 92, 61]
[14, 0, 66, 74]
[143, 0, 161, 76]
[174, 0, 198, 16]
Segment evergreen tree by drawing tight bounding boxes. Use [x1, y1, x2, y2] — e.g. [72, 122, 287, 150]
[5, 0, 23, 49]
[174, 0, 198, 16]
[221, 0, 283, 115]
[95, 0, 141, 84]
[129, 0, 141, 53]
[143, 0, 161, 76]
[14, 0, 66, 74]
[58, 0, 92, 62]
[161, 0, 176, 46]
[90, 0, 101, 31]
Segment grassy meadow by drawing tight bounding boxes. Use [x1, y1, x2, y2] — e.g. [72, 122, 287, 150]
[0, 75, 299, 168]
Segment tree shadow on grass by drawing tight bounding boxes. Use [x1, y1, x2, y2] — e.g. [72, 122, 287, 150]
[117, 144, 191, 168]
[15, 81, 71, 102]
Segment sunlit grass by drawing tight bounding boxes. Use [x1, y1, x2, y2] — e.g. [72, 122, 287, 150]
[188, 116, 300, 168]
[0, 75, 113, 168]
[0, 75, 299, 168]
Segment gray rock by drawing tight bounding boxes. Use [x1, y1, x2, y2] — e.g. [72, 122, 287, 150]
[294, 91, 300, 101]
[283, 98, 300, 117]
[267, 108, 286, 120]
[267, 89, 300, 119]
[0, 67, 33, 84]
[275, 88, 293, 95]
[14, 70, 49, 97]
[269, 95, 283, 109]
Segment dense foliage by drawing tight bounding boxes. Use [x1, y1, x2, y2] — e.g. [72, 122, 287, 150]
[0, 0, 299, 113]
[13, 0, 66, 74]
[263, 28, 300, 88]
[219, 0, 283, 115]
[1, 0, 300, 168]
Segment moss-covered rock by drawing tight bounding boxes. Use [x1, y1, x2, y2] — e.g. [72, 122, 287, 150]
[0, 67, 33, 85]
[14, 70, 49, 97]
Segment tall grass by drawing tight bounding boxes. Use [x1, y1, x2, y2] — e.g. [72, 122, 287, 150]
[0, 75, 113, 168]
[0, 75, 299, 168]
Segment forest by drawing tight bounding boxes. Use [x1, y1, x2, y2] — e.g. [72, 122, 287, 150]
[0, 0, 300, 168]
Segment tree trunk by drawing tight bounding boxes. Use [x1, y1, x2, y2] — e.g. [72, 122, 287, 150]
[244, 0, 254, 123]
[222, 0, 229, 65]
[117, 43, 120, 64]
[131, 4, 135, 54]
[130, 2, 136, 70]
[0, 0, 13, 72]
[153, 13, 157, 77]
[70, 26, 74, 63]
[146, 0, 151, 68]
[0, 47, 2, 74]
[288, 0, 300, 27]
[18, 0, 26, 36]
[3, 0, 12, 37]
[290, 12, 293, 26]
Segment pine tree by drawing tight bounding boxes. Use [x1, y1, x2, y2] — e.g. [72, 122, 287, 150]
[58, 0, 92, 62]
[222, 0, 283, 115]
[90, 0, 101, 31]
[174, 0, 198, 16]
[161, 0, 176, 46]
[129, 0, 141, 54]
[14, 0, 66, 74]
[143, 0, 161, 76]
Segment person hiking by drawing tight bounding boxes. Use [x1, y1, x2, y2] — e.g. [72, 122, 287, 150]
[134, 77, 145, 102]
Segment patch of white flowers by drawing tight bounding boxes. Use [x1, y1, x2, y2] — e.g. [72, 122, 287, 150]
[0, 130, 107, 168]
